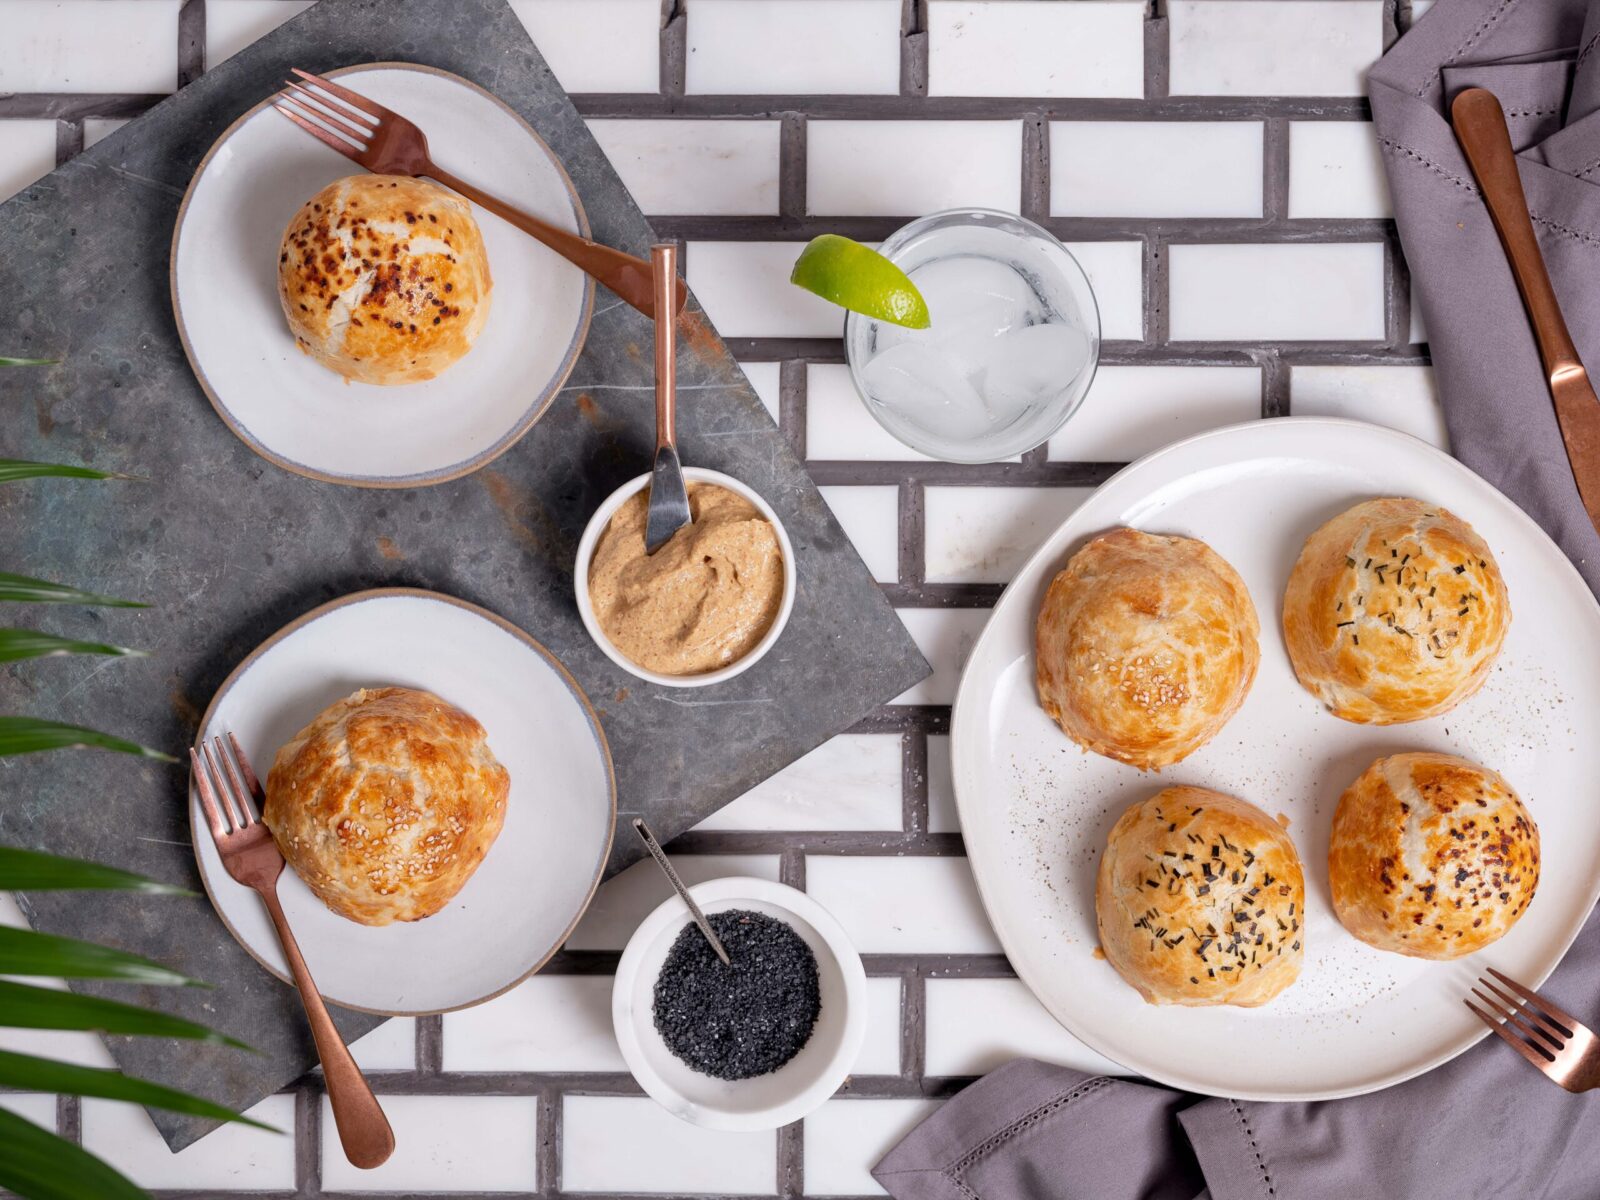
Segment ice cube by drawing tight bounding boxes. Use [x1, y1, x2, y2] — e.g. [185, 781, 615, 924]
[861, 341, 994, 442]
[975, 323, 1091, 415]
[911, 256, 1041, 342]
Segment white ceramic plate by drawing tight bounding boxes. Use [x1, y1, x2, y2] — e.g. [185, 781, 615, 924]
[191, 589, 615, 1014]
[171, 63, 594, 487]
[952, 418, 1600, 1100]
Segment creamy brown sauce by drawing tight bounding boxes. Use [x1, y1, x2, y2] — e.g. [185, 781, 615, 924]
[588, 483, 784, 676]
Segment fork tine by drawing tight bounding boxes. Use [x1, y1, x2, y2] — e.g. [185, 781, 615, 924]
[291, 68, 389, 120]
[1487, 967, 1581, 1034]
[283, 78, 377, 132]
[1466, 997, 1558, 1070]
[211, 736, 259, 828]
[1476, 977, 1571, 1048]
[1472, 985, 1564, 1053]
[227, 731, 266, 804]
[189, 747, 232, 840]
[278, 93, 367, 145]
[201, 739, 252, 831]
[275, 104, 363, 161]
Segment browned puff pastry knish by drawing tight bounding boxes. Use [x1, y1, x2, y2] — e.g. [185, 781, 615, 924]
[1096, 787, 1306, 1007]
[1329, 752, 1538, 959]
[1035, 529, 1259, 771]
[1283, 498, 1509, 724]
[264, 687, 510, 925]
[277, 175, 492, 385]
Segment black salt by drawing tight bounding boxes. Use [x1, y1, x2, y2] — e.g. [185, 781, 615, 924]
[652, 909, 821, 1080]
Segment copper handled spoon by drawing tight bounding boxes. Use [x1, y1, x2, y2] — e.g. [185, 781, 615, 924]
[644, 244, 692, 553]
[1452, 87, 1600, 533]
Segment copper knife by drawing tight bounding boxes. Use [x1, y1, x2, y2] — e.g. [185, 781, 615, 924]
[1451, 86, 1600, 534]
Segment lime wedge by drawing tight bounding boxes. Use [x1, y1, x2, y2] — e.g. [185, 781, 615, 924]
[790, 235, 930, 329]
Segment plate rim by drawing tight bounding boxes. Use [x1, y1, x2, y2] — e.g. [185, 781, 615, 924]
[169, 60, 597, 490]
[950, 415, 1600, 1101]
[190, 586, 619, 1016]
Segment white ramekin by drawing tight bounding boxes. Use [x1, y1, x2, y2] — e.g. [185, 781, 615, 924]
[612, 877, 867, 1131]
[573, 467, 797, 688]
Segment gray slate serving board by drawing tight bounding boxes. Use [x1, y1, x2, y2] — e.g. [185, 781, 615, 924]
[0, 0, 926, 1151]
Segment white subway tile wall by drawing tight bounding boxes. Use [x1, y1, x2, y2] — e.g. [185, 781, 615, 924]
[1288, 121, 1394, 218]
[1051, 121, 1264, 218]
[510, 0, 662, 93]
[1168, 242, 1388, 341]
[588, 118, 782, 215]
[2, 0, 1435, 1193]
[2, 0, 181, 93]
[562, 1096, 776, 1193]
[1168, 1, 1383, 97]
[685, 0, 903, 95]
[927, 0, 1145, 98]
[808, 120, 1023, 216]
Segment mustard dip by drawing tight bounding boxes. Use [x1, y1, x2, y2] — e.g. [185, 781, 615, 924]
[588, 483, 785, 675]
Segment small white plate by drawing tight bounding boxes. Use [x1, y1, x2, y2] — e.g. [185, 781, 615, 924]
[171, 62, 594, 487]
[191, 589, 615, 1014]
[953, 418, 1600, 1100]
[613, 877, 866, 1131]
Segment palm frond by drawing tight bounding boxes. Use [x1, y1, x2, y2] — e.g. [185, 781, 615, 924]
[0, 629, 144, 663]
[0, 571, 144, 607]
[0, 979, 249, 1050]
[0, 847, 189, 894]
[0, 1109, 148, 1200]
[0, 927, 199, 987]
[0, 1050, 276, 1130]
[0, 459, 137, 483]
[0, 717, 175, 762]
[0, 357, 56, 367]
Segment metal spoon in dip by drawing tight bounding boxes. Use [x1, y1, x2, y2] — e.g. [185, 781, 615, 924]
[632, 817, 730, 965]
[645, 244, 692, 554]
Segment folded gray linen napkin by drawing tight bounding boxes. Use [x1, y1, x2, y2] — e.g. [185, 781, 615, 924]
[874, 1, 1600, 1195]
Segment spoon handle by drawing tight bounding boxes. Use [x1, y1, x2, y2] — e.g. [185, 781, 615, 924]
[652, 245, 678, 454]
[633, 818, 731, 965]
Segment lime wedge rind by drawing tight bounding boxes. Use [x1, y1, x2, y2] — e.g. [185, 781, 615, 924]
[790, 235, 931, 330]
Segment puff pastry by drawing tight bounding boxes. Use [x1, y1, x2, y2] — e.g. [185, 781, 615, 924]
[1329, 752, 1538, 959]
[1097, 787, 1305, 1007]
[1036, 528, 1259, 770]
[278, 175, 492, 385]
[263, 687, 510, 925]
[1283, 498, 1509, 724]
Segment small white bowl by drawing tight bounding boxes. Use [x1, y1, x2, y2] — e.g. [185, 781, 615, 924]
[573, 467, 797, 688]
[612, 877, 867, 1131]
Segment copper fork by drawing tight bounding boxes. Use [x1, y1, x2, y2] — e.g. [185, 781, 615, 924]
[275, 67, 685, 321]
[1464, 967, 1600, 1091]
[191, 734, 396, 1168]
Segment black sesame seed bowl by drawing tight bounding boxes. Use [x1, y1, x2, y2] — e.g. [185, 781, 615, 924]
[611, 876, 867, 1131]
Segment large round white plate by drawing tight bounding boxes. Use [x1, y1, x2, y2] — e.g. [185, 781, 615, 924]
[191, 589, 615, 1014]
[952, 418, 1600, 1100]
[171, 63, 594, 487]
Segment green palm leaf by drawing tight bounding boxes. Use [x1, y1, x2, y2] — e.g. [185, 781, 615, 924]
[0, 459, 135, 483]
[0, 629, 144, 663]
[0, 847, 189, 894]
[0, 1109, 148, 1200]
[0, 571, 143, 607]
[0, 356, 56, 368]
[0, 1050, 275, 1130]
[0, 927, 199, 987]
[0, 718, 174, 762]
[0, 979, 248, 1050]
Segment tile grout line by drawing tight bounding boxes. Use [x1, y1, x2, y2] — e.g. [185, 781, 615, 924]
[417, 1014, 445, 1073]
[536, 1083, 560, 1197]
[777, 1120, 805, 1198]
[779, 113, 808, 222]
[901, 0, 929, 99]
[1145, 1, 1172, 102]
[778, 358, 808, 457]
[901, 970, 927, 1084]
[897, 480, 926, 587]
[901, 729, 929, 835]
[1020, 112, 1050, 225]
[294, 1082, 322, 1197]
[56, 1093, 81, 1144]
[659, 0, 687, 98]
[1263, 117, 1291, 221]
[176, 0, 206, 91]
[54, 119, 84, 166]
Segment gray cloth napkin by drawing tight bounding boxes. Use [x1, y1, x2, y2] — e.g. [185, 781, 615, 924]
[874, 1, 1600, 1195]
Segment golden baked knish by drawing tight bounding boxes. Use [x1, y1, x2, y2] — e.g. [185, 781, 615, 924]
[277, 175, 492, 385]
[1283, 498, 1509, 724]
[263, 687, 510, 925]
[1329, 752, 1538, 959]
[1035, 528, 1259, 771]
[1096, 787, 1305, 1007]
